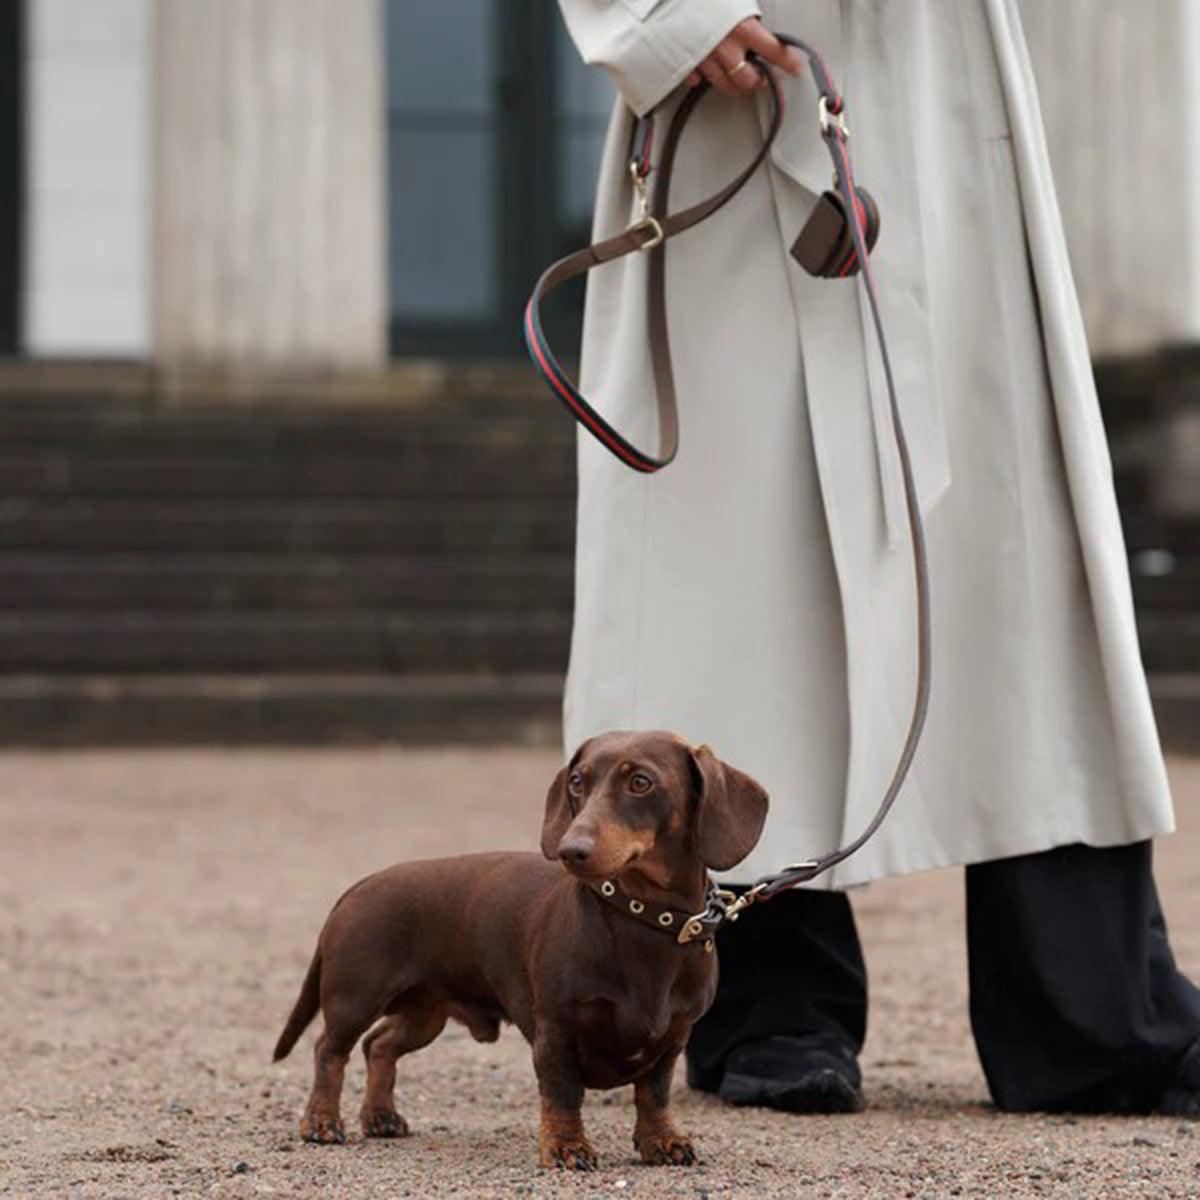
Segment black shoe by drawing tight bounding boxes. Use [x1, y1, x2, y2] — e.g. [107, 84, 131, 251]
[1156, 1038, 1200, 1118]
[712, 1035, 865, 1114]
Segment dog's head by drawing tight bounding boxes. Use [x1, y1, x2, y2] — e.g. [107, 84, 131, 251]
[541, 730, 768, 883]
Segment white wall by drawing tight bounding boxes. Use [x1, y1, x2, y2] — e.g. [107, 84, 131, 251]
[22, 0, 151, 357]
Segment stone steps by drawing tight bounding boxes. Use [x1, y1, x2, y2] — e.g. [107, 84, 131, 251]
[0, 552, 573, 610]
[0, 452, 574, 499]
[0, 382, 579, 739]
[0, 608, 571, 673]
[0, 370, 1193, 745]
[0, 498, 574, 553]
[0, 672, 564, 745]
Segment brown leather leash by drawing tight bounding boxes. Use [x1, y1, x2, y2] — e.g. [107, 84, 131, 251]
[524, 35, 931, 940]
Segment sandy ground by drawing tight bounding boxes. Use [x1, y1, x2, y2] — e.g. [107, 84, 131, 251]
[1, 748, 1198, 1199]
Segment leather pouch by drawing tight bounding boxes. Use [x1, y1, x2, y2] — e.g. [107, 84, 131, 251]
[790, 186, 880, 278]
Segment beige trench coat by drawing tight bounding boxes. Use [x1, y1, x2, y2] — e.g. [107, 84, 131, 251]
[554, 0, 1175, 888]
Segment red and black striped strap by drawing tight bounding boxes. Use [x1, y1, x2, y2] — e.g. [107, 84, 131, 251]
[522, 58, 784, 472]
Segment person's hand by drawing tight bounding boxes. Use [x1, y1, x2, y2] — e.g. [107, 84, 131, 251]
[685, 18, 805, 97]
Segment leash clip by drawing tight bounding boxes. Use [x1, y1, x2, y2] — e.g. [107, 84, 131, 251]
[677, 882, 768, 944]
[678, 885, 732, 944]
[720, 881, 768, 923]
[626, 162, 664, 250]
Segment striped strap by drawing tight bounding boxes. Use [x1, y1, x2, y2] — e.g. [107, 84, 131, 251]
[522, 61, 784, 472]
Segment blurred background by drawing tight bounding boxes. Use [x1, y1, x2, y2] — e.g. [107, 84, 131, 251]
[0, 0, 1194, 748]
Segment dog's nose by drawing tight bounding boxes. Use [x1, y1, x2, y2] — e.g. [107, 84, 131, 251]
[558, 835, 595, 867]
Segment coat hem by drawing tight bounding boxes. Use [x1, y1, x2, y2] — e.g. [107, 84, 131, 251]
[716, 808, 1178, 893]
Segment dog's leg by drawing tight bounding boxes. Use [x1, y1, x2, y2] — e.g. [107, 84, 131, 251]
[360, 999, 448, 1138]
[300, 999, 376, 1144]
[300, 1032, 353, 1144]
[632, 1046, 696, 1166]
[533, 1026, 597, 1170]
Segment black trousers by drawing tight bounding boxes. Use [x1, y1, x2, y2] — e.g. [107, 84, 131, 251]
[687, 840, 1200, 1111]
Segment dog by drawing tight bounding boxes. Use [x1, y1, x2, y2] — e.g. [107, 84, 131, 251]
[272, 729, 768, 1169]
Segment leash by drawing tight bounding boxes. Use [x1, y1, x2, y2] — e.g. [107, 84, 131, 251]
[524, 36, 931, 941]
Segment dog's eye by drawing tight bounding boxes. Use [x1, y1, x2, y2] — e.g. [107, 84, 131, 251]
[629, 771, 653, 795]
[567, 770, 585, 795]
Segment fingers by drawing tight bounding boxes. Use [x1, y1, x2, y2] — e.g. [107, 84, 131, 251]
[697, 53, 740, 97]
[711, 38, 765, 93]
[733, 18, 805, 76]
[685, 18, 805, 96]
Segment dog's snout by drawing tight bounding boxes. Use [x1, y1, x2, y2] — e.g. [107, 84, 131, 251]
[557, 834, 596, 867]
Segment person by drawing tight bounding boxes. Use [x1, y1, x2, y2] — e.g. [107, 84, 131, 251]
[552, 0, 1200, 1117]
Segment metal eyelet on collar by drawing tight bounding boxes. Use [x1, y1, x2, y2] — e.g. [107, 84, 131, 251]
[600, 881, 616, 897]
[658, 912, 674, 927]
[628, 899, 645, 914]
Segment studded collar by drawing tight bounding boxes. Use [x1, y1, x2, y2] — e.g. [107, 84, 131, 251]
[585, 875, 730, 949]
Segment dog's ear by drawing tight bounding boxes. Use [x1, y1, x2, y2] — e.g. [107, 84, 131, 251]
[541, 744, 584, 860]
[688, 743, 769, 870]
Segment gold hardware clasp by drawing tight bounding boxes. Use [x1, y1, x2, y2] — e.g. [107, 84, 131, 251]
[627, 162, 664, 250]
[626, 215, 664, 250]
[720, 882, 768, 923]
[818, 95, 848, 137]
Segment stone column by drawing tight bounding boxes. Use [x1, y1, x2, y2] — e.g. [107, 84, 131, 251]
[153, 0, 387, 374]
[23, 0, 152, 357]
[1017, 0, 1200, 356]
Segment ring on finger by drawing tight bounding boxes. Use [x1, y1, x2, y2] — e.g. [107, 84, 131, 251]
[725, 59, 750, 77]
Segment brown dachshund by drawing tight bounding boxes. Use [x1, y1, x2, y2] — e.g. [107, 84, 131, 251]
[272, 729, 768, 1169]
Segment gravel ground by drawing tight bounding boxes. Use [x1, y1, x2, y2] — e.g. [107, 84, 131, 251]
[1, 747, 1198, 1199]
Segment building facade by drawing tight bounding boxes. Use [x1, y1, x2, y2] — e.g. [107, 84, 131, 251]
[2, 1, 1198, 370]
[3, 0, 614, 369]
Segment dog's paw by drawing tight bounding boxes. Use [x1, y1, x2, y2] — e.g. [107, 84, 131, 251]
[539, 1136, 599, 1171]
[360, 1107, 409, 1139]
[636, 1131, 697, 1167]
[300, 1114, 347, 1145]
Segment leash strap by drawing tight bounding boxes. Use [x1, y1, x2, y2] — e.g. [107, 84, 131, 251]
[522, 61, 784, 471]
[524, 36, 932, 931]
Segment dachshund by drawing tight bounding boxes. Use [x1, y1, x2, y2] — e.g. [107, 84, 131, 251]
[272, 730, 768, 1169]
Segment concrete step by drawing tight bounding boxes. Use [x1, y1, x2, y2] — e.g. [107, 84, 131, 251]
[0, 672, 565, 745]
[1149, 674, 1200, 753]
[1139, 611, 1200, 673]
[0, 606, 1181, 673]
[1125, 514, 1200, 553]
[1131, 559, 1200, 609]
[0, 552, 573, 610]
[0, 671, 1191, 750]
[0, 448, 574, 499]
[0, 609, 572, 673]
[0, 498, 575, 552]
[0, 399, 573, 448]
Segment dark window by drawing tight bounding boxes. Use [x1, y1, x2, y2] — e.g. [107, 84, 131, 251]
[385, 0, 613, 358]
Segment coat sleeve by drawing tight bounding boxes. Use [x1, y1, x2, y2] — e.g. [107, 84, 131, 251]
[556, 0, 763, 118]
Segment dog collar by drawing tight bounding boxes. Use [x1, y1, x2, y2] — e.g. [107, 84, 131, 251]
[586, 877, 736, 950]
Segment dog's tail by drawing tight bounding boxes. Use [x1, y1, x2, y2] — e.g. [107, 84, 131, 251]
[272, 948, 321, 1062]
